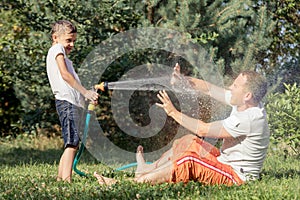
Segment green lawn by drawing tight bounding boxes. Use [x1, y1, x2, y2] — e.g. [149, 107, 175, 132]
[0, 135, 299, 199]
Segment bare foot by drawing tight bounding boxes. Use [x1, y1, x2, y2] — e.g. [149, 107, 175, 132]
[136, 145, 148, 178]
[93, 172, 117, 186]
[136, 145, 146, 165]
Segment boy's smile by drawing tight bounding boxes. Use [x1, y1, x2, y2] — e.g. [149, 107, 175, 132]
[53, 32, 77, 55]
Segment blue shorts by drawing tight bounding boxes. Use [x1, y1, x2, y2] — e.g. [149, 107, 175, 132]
[55, 99, 83, 148]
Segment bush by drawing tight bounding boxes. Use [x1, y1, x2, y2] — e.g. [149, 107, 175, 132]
[0, 0, 141, 136]
[266, 83, 300, 155]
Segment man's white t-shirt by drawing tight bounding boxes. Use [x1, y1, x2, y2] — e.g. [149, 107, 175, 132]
[46, 43, 85, 108]
[217, 90, 270, 181]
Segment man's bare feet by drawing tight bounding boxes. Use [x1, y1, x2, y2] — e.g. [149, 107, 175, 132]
[136, 145, 146, 164]
[93, 172, 117, 186]
[135, 145, 148, 178]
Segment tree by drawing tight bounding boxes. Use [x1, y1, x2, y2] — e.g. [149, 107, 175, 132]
[0, 0, 141, 136]
[138, 0, 275, 80]
[260, 0, 300, 90]
[0, 0, 298, 137]
[267, 0, 299, 66]
[0, 4, 25, 135]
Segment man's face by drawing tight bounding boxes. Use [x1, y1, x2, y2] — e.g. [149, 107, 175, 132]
[228, 74, 249, 106]
[53, 32, 77, 55]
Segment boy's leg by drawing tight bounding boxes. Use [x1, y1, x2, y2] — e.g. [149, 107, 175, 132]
[57, 153, 64, 181]
[63, 146, 77, 182]
[60, 146, 77, 182]
[55, 100, 81, 183]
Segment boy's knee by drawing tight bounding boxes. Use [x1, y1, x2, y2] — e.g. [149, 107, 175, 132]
[65, 145, 78, 151]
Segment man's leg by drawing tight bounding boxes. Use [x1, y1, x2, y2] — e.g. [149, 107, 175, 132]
[94, 172, 118, 185]
[135, 135, 196, 177]
[135, 145, 173, 178]
[134, 134, 200, 183]
[135, 159, 173, 184]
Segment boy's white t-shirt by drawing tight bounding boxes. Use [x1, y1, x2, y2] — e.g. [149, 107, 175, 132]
[46, 43, 85, 108]
[217, 90, 270, 181]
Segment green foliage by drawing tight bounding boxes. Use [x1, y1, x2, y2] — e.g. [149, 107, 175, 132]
[266, 83, 300, 155]
[266, 0, 299, 64]
[0, 7, 25, 135]
[267, 57, 300, 93]
[0, 136, 299, 199]
[142, 0, 275, 76]
[0, 0, 297, 146]
[0, 0, 141, 136]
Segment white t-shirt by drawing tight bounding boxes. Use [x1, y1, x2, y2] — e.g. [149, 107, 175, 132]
[217, 90, 270, 181]
[46, 43, 85, 108]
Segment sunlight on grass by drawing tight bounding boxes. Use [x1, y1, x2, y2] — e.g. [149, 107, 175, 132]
[0, 135, 299, 199]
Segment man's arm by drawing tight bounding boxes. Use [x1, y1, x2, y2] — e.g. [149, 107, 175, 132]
[170, 109, 232, 139]
[157, 90, 232, 139]
[186, 77, 228, 104]
[172, 63, 228, 104]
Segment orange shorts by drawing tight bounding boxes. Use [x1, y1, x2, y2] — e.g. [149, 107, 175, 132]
[170, 134, 244, 186]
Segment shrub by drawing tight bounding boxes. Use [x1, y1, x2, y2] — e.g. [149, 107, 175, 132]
[266, 83, 300, 155]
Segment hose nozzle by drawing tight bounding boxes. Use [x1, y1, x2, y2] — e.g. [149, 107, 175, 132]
[94, 81, 108, 92]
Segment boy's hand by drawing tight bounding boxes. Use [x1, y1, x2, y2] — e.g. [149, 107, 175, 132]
[84, 90, 99, 102]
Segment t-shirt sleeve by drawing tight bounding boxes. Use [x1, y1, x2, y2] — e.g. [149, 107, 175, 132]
[222, 112, 251, 138]
[51, 43, 66, 59]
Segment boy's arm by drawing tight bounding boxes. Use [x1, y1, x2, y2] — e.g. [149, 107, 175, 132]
[56, 54, 98, 101]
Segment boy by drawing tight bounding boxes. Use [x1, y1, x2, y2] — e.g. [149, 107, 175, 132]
[46, 20, 98, 182]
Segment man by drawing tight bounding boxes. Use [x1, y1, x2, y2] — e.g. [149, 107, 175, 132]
[94, 63, 269, 186]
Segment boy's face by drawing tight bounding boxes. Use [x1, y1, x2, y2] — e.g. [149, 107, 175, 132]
[53, 32, 77, 55]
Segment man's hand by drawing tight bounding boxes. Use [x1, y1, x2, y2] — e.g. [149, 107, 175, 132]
[156, 90, 177, 116]
[170, 63, 183, 85]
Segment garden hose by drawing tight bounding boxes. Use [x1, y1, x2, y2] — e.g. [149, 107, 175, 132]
[73, 82, 153, 176]
[73, 102, 95, 177]
[116, 162, 153, 171]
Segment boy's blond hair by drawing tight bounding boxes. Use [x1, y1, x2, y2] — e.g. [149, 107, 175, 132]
[51, 20, 77, 39]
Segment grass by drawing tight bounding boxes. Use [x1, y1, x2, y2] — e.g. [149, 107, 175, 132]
[0, 134, 299, 200]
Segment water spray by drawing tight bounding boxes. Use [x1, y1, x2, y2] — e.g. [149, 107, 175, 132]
[94, 76, 194, 93]
[73, 82, 139, 177]
[73, 78, 192, 177]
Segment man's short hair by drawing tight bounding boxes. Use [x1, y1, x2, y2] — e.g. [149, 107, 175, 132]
[241, 71, 268, 103]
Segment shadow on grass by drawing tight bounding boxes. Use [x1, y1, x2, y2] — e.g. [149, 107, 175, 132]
[0, 147, 98, 166]
[261, 169, 300, 179]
